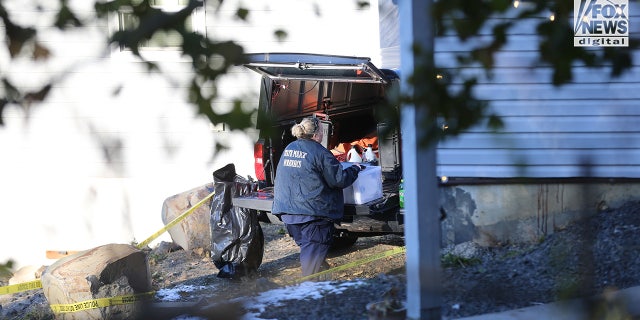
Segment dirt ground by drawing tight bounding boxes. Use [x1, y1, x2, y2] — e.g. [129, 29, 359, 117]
[4, 201, 640, 319]
[0, 222, 408, 320]
[147, 222, 408, 313]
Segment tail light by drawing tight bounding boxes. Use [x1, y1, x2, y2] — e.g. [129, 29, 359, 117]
[254, 141, 266, 181]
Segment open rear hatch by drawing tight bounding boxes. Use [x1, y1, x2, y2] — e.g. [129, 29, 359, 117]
[233, 53, 400, 222]
[242, 53, 390, 84]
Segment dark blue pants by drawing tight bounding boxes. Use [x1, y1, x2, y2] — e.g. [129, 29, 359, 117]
[286, 219, 334, 276]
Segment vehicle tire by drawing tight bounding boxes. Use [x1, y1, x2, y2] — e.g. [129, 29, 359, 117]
[330, 233, 358, 251]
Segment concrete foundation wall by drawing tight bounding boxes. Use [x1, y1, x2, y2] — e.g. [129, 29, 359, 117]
[440, 183, 640, 246]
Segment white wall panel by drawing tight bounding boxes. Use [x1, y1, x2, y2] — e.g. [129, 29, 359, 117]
[0, 0, 381, 268]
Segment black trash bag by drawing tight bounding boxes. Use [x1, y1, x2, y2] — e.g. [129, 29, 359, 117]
[210, 163, 264, 279]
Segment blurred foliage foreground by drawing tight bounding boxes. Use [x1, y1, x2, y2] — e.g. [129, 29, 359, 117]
[0, 0, 637, 146]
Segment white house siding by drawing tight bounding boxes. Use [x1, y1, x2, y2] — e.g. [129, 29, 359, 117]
[437, 32, 640, 178]
[376, 1, 640, 245]
[379, 2, 640, 179]
[0, 0, 381, 268]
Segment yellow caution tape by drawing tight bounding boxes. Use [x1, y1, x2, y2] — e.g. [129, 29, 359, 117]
[2, 190, 401, 302]
[295, 246, 407, 283]
[0, 279, 42, 295]
[0, 190, 215, 296]
[46, 247, 403, 313]
[136, 190, 215, 249]
[49, 291, 155, 314]
[41, 246, 402, 314]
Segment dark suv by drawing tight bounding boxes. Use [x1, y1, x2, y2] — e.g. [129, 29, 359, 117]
[233, 53, 403, 247]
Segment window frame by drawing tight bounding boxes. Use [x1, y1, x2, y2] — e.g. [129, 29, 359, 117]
[108, 0, 206, 62]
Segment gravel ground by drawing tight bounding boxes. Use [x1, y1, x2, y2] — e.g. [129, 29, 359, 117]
[440, 200, 640, 319]
[244, 199, 640, 320]
[2, 200, 640, 319]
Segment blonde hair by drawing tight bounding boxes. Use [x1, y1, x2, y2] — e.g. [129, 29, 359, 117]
[291, 117, 320, 139]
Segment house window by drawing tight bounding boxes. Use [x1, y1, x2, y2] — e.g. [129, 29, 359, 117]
[209, 122, 225, 132]
[112, 0, 205, 58]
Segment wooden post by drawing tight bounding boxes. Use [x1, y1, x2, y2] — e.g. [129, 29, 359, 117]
[398, 0, 442, 318]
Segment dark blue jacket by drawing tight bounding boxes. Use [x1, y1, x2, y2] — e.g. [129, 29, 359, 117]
[272, 139, 360, 222]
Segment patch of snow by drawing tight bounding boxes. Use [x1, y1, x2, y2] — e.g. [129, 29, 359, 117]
[239, 280, 365, 320]
[156, 284, 207, 302]
[165, 280, 367, 320]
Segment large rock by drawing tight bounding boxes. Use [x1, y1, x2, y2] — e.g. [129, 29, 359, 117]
[161, 183, 214, 251]
[8, 265, 45, 285]
[41, 243, 152, 320]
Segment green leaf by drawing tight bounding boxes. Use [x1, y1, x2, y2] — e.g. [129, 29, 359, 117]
[54, 2, 83, 29]
[236, 7, 249, 20]
[0, 99, 7, 126]
[274, 29, 287, 42]
[357, 1, 370, 9]
[487, 114, 504, 131]
[217, 100, 254, 131]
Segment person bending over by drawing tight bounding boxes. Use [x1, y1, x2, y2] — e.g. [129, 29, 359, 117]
[272, 116, 363, 276]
